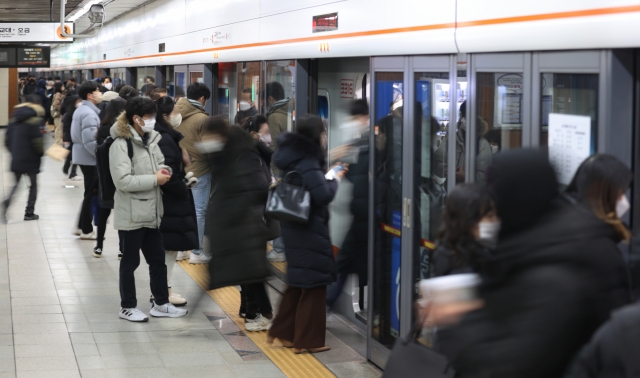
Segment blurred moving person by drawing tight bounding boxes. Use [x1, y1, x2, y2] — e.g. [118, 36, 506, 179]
[455, 101, 492, 184]
[430, 184, 497, 278]
[51, 82, 67, 145]
[176, 82, 212, 264]
[435, 149, 629, 378]
[154, 96, 199, 306]
[3, 95, 45, 221]
[267, 115, 344, 354]
[71, 81, 103, 240]
[110, 97, 186, 321]
[61, 92, 80, 180]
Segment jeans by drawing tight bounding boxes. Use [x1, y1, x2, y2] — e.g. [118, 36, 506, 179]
[78, 165, 96, 234]
[6, 172, 38, 214]
[190, 172, 211, 255]
[118, 228, 168, 308]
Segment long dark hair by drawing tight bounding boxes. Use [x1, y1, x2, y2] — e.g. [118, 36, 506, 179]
[438, 183, 494, 268]
[243, 115, 267, 133]
[155, 96, 175, 128]
[565, 154, 632, 241]
[295, 114, 325, 148]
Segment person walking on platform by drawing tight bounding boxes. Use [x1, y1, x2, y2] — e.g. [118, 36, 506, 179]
[175, 82, 212, 264]
[153, 96, 198, 306]
[71, 81, 103, 240]
[267, 115, 345, 353]
[51, 82, 67, 145]
[61, 91, 81, 180]
[3, 95, 45, 222]
[110, 97, 187, 322]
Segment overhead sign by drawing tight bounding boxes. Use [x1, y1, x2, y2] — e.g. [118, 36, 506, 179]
[0, 47, 50, 68]
[313, 13, 338, 33]
[0, 22, 74, 43]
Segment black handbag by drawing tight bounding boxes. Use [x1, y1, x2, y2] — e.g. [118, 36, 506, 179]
[382, 322, 455, 378]
[265, 171, 311, 223]
[264, 217, 281, 241]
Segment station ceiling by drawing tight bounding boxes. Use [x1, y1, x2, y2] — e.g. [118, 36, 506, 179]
[0, 0, 85, 22]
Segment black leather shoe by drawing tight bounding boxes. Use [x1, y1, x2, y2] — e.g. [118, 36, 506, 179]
[24, 213, 39, 221]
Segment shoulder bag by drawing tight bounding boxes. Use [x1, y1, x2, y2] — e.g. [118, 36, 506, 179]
[265, 171, 310, 223]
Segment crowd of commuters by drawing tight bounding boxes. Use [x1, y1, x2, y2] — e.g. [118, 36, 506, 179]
[6, 73, 640, 370]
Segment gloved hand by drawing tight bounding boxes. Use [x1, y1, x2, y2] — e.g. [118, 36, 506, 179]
[183, 172, 198, 188]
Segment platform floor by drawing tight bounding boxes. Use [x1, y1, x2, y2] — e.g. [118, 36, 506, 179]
[0, 133, 381, 378]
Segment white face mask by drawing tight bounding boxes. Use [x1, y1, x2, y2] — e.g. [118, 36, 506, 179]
[169, 113, 182, 128]
[197, 139, 225, 153]
[491, 145, 499, 154]
[616, 195, 630, 219]
[104, 83, 112, 90]
[239, 101, 251, 111]
[137, 117, 156, 133]
[259, 133, 272, 147]
[479, 221, 501, 243]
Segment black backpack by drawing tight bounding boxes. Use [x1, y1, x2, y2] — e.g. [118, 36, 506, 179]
[95, 137, 133, 209]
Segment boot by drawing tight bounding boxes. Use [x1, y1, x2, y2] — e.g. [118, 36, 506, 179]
[169, 288, 187, 307]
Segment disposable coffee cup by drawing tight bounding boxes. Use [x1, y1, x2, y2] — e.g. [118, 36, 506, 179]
[419, 274, 480, 306]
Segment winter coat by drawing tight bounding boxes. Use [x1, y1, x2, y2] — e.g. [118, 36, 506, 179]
[455, 117, 492, 185]
[109, 112, 170, 231]
[273, 132, 339, 288]
[71, 100, 100, 166]
[430, 240, 492, 278]
[23, 81, 36, 95]
[5, 104, 44, 173]
[155, 120, 198, 252]
[234, 106, 258, 125]
[267, 98, 293, 174]
[571, 302, 640, 378]
[96, 91, 120, 121]
[52, 92, 65, 119]
[175, 98, 209, 178]
[438, 150, 632, 378]
[206, 128, 271, 289]
[61, 95, 79, 143]
[335, 135, 369, 283]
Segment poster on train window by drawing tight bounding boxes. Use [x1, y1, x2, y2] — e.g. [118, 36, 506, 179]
[548, 113, 591, 185]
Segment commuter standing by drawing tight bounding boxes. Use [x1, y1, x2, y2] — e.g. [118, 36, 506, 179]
[267, 115, 343, 353]
[3, 95, 44, 221]
[235, 88, 258, 125]
[61, 93, 81, 180]
[23, 76, 36, 96]
[154, 96, 198, 306]
[51, 82, 67, 145]
[71, 81, 102, 239]
[175, 82, 212, 264]
[109, 97, 187, 321]
[455, 101, 492, 184]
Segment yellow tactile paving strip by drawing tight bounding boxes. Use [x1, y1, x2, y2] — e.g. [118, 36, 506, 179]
[178, 261, 336, 378]
[271, 261, 287, 274]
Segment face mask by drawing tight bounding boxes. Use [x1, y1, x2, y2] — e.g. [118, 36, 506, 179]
[239, 101, 251, 111]
[92, 91, 103, 104]
[197, 139, 225, 153]
[137, 117, 156, 133]
[104, 83, 112, 90]
[479, 221, 501, 243]
[616, 195, 630, 218]
[259, 133, 272, 147]
[491, 145, 499, 154]
[169, 113, 182, 128]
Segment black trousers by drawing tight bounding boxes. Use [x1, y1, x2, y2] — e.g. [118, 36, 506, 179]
[63, 143, 78, 177]
[118, 228, 169, 308]
[96, 208, 111, 249]
[241, 283, 273, 320]
[6, 172, 37, 214]
[78, 165, 96, 234]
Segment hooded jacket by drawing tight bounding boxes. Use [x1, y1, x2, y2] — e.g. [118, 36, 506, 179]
[267, 98, 293, 173]
[71, 100, 101, 166]
[273, 132, 339, 288]
[439, 149, 631, 378]
[154, 119, 198, 251]
[175, 97, 209, 178]
[206, 127, 271, 289]
[109, 112, 170, 231]
[5, 104, 44, 173]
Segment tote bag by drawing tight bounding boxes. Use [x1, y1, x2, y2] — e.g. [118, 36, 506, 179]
[265, 171, 310, 223]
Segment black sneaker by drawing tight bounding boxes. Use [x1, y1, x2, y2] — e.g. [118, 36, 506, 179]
[93, 247, 103, 258]
[24, 213, 39, 221]
[118, 252, 123, 260]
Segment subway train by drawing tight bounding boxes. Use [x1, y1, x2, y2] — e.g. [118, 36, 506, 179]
[33, 0, 640, 368]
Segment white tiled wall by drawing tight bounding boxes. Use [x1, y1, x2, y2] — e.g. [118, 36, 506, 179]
[0, 68, 9, 126]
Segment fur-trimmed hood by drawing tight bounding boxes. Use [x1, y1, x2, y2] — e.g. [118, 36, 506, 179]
[110, 111, 160, 143]
[273, 131, 325, 171]
[11, 103, 45, 124]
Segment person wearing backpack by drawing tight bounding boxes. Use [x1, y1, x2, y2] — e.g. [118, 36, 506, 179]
[109, 97, 187, 321]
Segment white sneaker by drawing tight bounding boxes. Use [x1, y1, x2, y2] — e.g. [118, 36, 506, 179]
[189, 253, 211, 264]
[176, 251, 190, 261]
[119, 307, 148, 322]
[150, 301, 188, 318]
[72, 228, 81, 236]
[80, 231, 97, 240]
[245, 314, 272, 332]
[69, 176, 83, 181]
[267, 250, 286, 262]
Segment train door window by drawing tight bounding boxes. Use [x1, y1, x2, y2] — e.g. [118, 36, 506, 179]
[217, 63, 237, 124]
[165, 66, 175, 97]
[236, 62, 260, 125]
[174, 66, 187, 100]
[264, 60, 296, 134]
[190, 71, 203, 84]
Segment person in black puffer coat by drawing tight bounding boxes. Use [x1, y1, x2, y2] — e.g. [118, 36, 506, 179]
[267, 115, 343, 354]
[61, 92, 80, 179]
[437, 149, 631, 378]
[3, 96, 45, 221]
[154, 97, 198, 306]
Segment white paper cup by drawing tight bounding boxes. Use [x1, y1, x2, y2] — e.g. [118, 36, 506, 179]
[419, 274, 481, 306]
